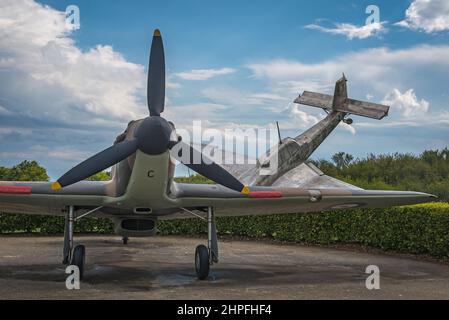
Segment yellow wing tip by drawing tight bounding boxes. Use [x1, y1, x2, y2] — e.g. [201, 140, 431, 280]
[153, 29, 161, 37]
[241, 186, 250, 195]
[51, 182, 62, 190]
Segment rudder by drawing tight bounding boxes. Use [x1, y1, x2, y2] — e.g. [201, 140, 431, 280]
[332, 74, 348, 110]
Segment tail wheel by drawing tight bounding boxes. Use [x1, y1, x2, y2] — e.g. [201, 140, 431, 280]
[195, 245, 210, 280]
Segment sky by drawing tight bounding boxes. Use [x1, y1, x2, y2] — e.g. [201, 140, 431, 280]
[1, 0, 449, 179]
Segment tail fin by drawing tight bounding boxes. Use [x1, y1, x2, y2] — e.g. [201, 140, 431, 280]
[294, 74, 389, 120]
[332, 74, 348, 110]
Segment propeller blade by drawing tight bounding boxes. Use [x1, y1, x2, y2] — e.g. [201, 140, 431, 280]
[172, 142, 250, 194]
[52, 139, 139, 190]
[147, 29, 165, 117]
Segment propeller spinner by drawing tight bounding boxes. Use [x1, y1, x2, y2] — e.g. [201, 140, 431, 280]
[52, 29, 250, 195]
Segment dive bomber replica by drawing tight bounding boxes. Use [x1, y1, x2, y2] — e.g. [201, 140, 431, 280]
[0, 30, 436, 280]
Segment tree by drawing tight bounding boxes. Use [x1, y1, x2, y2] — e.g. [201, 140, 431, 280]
[87, 171, 111, 181]
[0, 167, 9, 179]
[0, 161, 49, 181]
[175, 174, 213, 184]
[331, 152, 354, 169]
[315, 149, 449, 201]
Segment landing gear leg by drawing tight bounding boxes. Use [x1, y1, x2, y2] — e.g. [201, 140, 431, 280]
[62, 206, 74, 265]
[62, 205, 86, 279]
[208, 207, 219, 264]
[195, 207, 218, 280]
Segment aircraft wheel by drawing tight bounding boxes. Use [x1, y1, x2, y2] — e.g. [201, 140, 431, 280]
[195, 245, 210, 280]
[123, 237, 129, 245]
[71, 245, 86, 280]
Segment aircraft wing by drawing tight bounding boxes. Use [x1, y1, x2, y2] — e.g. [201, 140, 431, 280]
[0, 181, 111, 217]
[166, 184, 435, 220]
[166, 163, 435, 219]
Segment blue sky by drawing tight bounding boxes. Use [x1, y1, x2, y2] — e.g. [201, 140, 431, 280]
[1, 0, 449, 179]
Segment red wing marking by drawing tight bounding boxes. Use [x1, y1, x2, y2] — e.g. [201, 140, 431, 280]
[0, 186, 32, 194]
[249, 191, 283, 199]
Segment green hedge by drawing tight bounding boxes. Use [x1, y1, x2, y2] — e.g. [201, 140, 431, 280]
[158, 203, 449, 260]
[1, 203, 448, 260]
[0, 214, 114, 234]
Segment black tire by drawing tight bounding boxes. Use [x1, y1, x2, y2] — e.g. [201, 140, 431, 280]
[195, 245, 210, 280]
[71, 245, 86, 280]
[123, 237, 129, 245]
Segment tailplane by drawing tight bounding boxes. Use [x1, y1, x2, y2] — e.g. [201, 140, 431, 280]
[294, 74, 389, 120]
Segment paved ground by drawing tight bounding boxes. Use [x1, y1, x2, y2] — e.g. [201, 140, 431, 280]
[0, 235, 448, 300]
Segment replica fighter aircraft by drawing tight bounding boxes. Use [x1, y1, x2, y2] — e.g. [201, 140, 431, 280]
[0, 30, 436, 280]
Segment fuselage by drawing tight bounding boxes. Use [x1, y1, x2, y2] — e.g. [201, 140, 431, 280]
[230, 111, 346, 186]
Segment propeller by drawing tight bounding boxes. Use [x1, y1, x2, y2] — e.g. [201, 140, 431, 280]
[52, 29, 250, 195]
[51, 139, 139, 190]
[147, 29, 165, 117]
[170, 142, 250, 194]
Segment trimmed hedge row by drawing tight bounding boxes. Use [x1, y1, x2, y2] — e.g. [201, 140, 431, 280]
[158, 204, 449, 260]
[0, 214, 114, 234]
[1, 203, 448, 260]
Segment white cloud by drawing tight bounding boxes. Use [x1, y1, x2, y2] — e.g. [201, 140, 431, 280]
[0, 0, 147, 127]
[201, 87, 288, 107]
[163, 103, 227, 128]
[356, 112, 449, 128]
[305, 22, 387, 40]
[341, 122, 356, 135]
[274, 80, 334, 95]
[247, 45, 449, 97]
[166, 74, 182, 90]
[382, 89, 430, 117]
[166, 81, 181, 89]
[0, 104, 12, 115]
[247, 44, 449, 130]
[0, 127, 32, 138]
[0, 147, 90, 162]
[248, 93, 286, 102]
[396, 0, 449, 33]
[288, 103, 320, 129]
[174, 68, 236, 81]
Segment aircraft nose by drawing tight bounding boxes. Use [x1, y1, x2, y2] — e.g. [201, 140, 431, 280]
[135, 117, 172, 155]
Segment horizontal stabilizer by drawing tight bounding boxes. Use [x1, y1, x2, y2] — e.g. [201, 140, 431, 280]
[294, 92, 333, 110]
[294, 75, 390, 120]
[343, 99, 389, 120]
